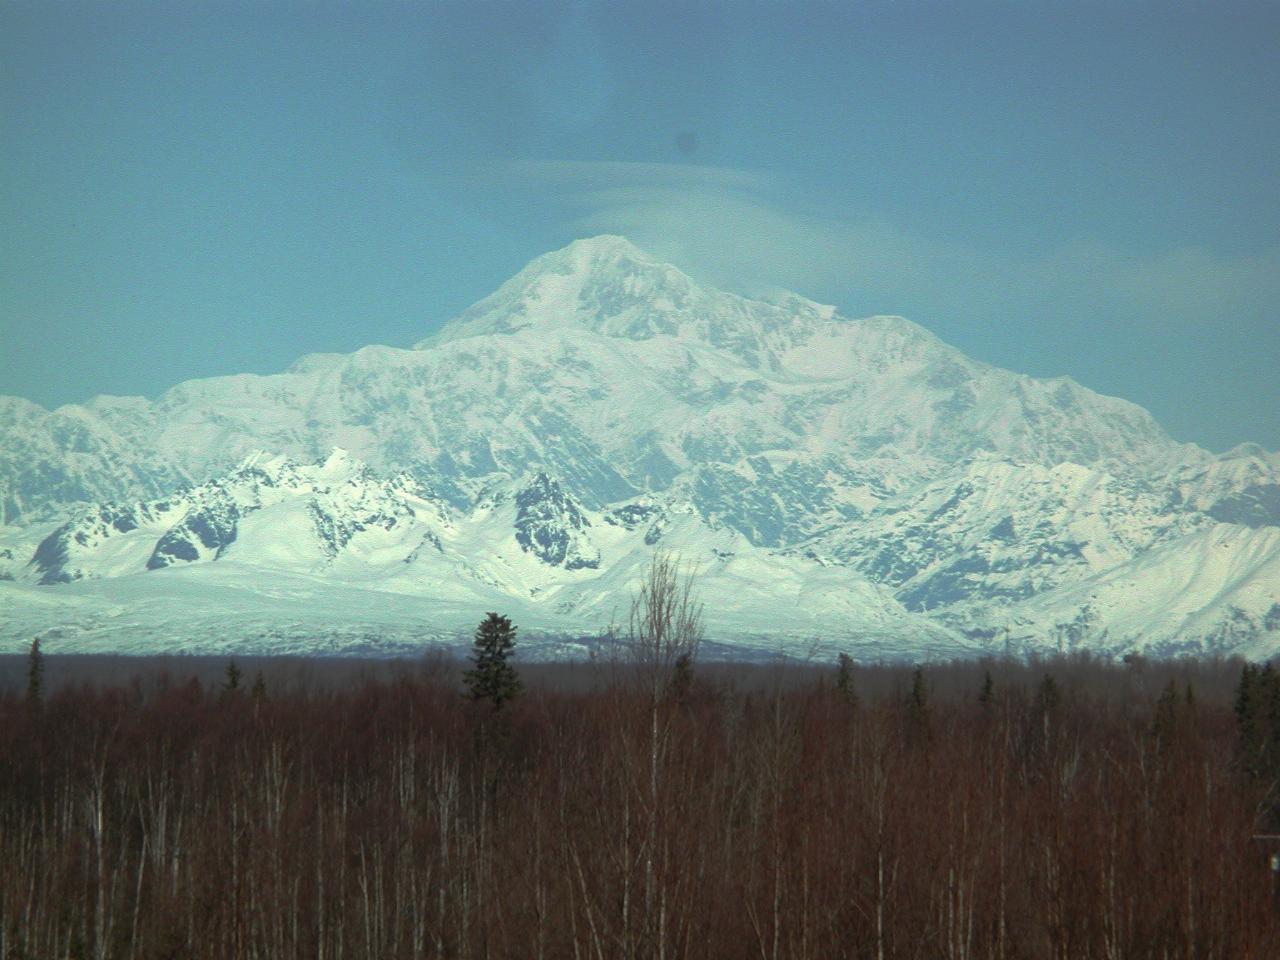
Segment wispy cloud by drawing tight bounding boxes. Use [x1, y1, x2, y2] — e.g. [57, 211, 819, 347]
[504, 157, 1280, 336]
[503, 159, 910, 295]
[1053, 242, 1280, 322]
[506, 159, 769, 193]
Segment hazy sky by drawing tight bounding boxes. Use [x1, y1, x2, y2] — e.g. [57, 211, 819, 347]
[2, 0, 1278, 451]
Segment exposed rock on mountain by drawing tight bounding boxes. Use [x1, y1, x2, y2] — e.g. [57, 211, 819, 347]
[1, 236, 1277, 657]
[513, 473, 600, 570]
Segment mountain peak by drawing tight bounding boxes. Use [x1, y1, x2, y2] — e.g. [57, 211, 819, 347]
[313, 447, 372, 483]
[417, 235, 711, 347]
[417, 234, 846, 358]
[6, 228, 1280, 656]
[556, 234, 654, 266]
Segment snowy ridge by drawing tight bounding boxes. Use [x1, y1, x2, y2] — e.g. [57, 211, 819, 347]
[1, 235, 1278, 657]
[21, 449, 450, 585]
[0, 450, 955, 657]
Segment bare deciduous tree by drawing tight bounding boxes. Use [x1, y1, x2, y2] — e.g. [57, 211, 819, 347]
[2, 650, 1278, 959]
[616, 550, 704, 698]
[610, 550, 704, 959]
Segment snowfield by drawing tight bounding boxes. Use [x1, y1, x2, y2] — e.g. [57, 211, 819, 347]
[1, 236, 1278, 658]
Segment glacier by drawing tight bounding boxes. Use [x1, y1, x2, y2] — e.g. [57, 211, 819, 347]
[2, 235, 1278, 659]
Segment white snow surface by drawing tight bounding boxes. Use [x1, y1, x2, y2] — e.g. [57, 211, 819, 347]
[1, 235, 1278, 658]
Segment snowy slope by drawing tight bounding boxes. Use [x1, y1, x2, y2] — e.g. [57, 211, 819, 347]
[994, 524, 1280, 657]
[0, 450, 962, 658]
[2, 237, 1190, 522]
[1, 235, 1278, 658]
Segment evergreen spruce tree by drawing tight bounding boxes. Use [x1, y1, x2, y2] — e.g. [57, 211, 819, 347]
[668, 652, 694, 703]
[224, 659, 242, 692]
[906, 665, 931, 746]
[1152, 678, 1180, 750]
[977, 669, 995, 708]
[1235, 663, 1264, 776]
[464, 613, 523, 709]
[835, 653, 858, 705]
[25, 638, 44, 709]
[909, 665, 928, 710]
[1264, 664, 1280, 779]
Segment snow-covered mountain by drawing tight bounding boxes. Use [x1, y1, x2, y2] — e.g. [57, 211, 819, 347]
[2, 235, 1278, 658]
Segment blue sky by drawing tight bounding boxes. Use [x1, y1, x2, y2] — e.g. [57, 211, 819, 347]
[2, 0, 1278, 451]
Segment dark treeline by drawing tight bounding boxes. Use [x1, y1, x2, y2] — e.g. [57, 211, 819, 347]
[0, 650, 1251, 702]
[1, 652, 1277, 959]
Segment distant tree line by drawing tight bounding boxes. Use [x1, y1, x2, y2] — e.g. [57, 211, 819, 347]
[1, 644, 1278, 959]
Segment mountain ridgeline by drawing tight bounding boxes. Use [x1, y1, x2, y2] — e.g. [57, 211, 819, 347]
[2, 236, 1279, 657]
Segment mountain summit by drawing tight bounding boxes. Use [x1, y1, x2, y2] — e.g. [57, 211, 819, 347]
[421, 234, 838, 355]
[1, 237, 1278, 657]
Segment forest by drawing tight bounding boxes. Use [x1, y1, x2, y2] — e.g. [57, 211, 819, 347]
[1, 645, 1279, 960]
